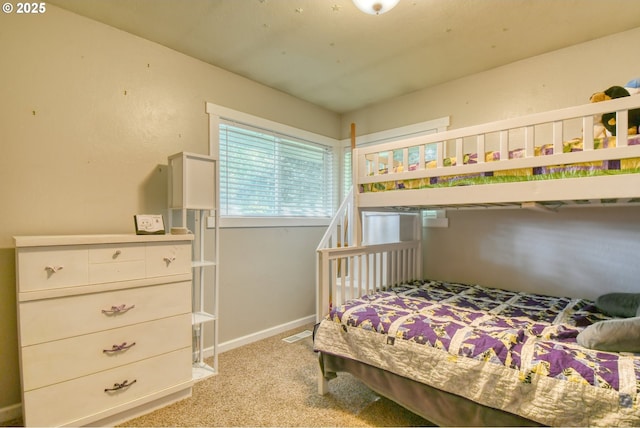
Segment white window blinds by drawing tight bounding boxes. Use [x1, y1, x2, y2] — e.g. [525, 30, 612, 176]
[219, 120, 334, 218]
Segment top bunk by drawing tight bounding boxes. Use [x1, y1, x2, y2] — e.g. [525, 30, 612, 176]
[354, 95, 640, 211]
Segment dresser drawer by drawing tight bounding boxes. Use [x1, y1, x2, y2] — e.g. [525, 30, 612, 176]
[89, 244, 145, 264]
[146, 242, 191, 277]
[21, 313, 191, 391]
[22, 347, 192, 428]
[89, 244, 146, 284]
[17, 242, 192, 294]
[17, 246, 88, 292]
[19, 281, 191, 346]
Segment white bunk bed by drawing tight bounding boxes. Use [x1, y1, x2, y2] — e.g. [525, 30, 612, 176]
[314, 96, 640, 427]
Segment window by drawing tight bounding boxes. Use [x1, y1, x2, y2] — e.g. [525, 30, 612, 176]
[219, 120, 334, 219]
[207, 104, 339, 227]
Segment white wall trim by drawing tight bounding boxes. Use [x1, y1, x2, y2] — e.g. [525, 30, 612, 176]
[0, 403, 21, 424]
[206, 102, 339, 148]
[207, 315, 316, 356]
[350, 116, 450, 147]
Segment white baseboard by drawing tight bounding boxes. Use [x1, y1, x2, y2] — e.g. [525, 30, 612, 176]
[0, 403, 21, 424]
[212, 315, 315, 356]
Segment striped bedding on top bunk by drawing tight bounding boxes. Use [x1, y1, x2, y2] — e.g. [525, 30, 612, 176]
[313, 279, 640, 426]
[361, 135, 640, 192]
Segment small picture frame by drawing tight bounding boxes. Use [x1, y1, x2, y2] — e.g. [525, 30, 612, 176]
[134, 214, 165, 235]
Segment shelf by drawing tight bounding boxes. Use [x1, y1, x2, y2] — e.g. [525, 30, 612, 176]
[168, 152, 216, 210]
[192, 362, 217, 382]
[192, 260, 216, 268]
[192, 311, 217, 325]
[169, 152, 219, 383]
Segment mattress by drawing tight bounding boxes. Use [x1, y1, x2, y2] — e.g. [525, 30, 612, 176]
[361, 135, 640, 192]
[313, 279, 640, 426]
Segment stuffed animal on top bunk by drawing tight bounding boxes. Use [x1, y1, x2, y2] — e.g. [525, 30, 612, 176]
[589, 78, 640, 136]
[626, 78, 640, 95]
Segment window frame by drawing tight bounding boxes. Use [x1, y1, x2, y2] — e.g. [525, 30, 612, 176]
[206, 103, 341, 228]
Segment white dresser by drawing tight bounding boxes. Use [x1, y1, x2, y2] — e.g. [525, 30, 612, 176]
[14, 234, 195, 427]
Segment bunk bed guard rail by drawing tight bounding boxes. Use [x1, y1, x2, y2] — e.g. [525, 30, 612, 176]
[355, 96, 640, 209]
[316, 240, 422, 322]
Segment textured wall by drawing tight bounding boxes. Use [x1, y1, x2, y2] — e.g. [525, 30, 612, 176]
[0, 5, 337, 412]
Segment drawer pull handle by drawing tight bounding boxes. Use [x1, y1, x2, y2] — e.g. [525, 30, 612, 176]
[103, 342, 136, 353]
[113, 250, 122, 259]
[101, 304, 135, 315]
[44, 265, 64, 274]
[163, 256, 176, 265]
[104, 379, 137, 393]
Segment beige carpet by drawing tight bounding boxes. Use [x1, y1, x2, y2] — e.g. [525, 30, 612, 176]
[121, 324, 434, 427]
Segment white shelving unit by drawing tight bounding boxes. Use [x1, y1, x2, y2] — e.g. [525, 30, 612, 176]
[168, 152, 219, 381]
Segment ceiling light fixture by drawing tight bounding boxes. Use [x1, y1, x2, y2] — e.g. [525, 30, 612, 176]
[352, 0, 399, 15]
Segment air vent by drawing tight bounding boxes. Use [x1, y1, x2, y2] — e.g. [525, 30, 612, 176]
[282, 330, 313, 343]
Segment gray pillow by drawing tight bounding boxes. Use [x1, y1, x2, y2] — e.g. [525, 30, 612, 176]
[595, 293, 640, 318]
[577, 317, 640, 353]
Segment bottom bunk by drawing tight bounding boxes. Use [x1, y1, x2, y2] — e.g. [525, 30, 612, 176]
[313, 278, 640, 426]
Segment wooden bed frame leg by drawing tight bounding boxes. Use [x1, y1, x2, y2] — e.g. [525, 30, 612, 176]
[318, 354, 329, 395]
[318, 366, 329, 395]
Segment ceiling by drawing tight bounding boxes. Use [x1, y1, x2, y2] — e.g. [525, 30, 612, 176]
[48, 0, 640, 114]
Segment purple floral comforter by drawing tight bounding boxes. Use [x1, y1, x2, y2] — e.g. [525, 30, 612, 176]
[314, 279, 640, 426]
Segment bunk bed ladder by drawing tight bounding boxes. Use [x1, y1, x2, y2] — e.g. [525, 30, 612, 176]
[316, 187, 355, 322]
[316, 187, 355, 252]
[315, 185, 422, 324]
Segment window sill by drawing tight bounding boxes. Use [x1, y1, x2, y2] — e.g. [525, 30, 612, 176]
[220, 217, 331, 228]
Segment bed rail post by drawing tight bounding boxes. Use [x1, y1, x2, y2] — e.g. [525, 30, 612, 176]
[316, 250, 330, 324]
[351, 123, 363, 248]
[582, 115, 594, 150]
[616, 109, 629, 146]
[318, 361, 329, 395]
